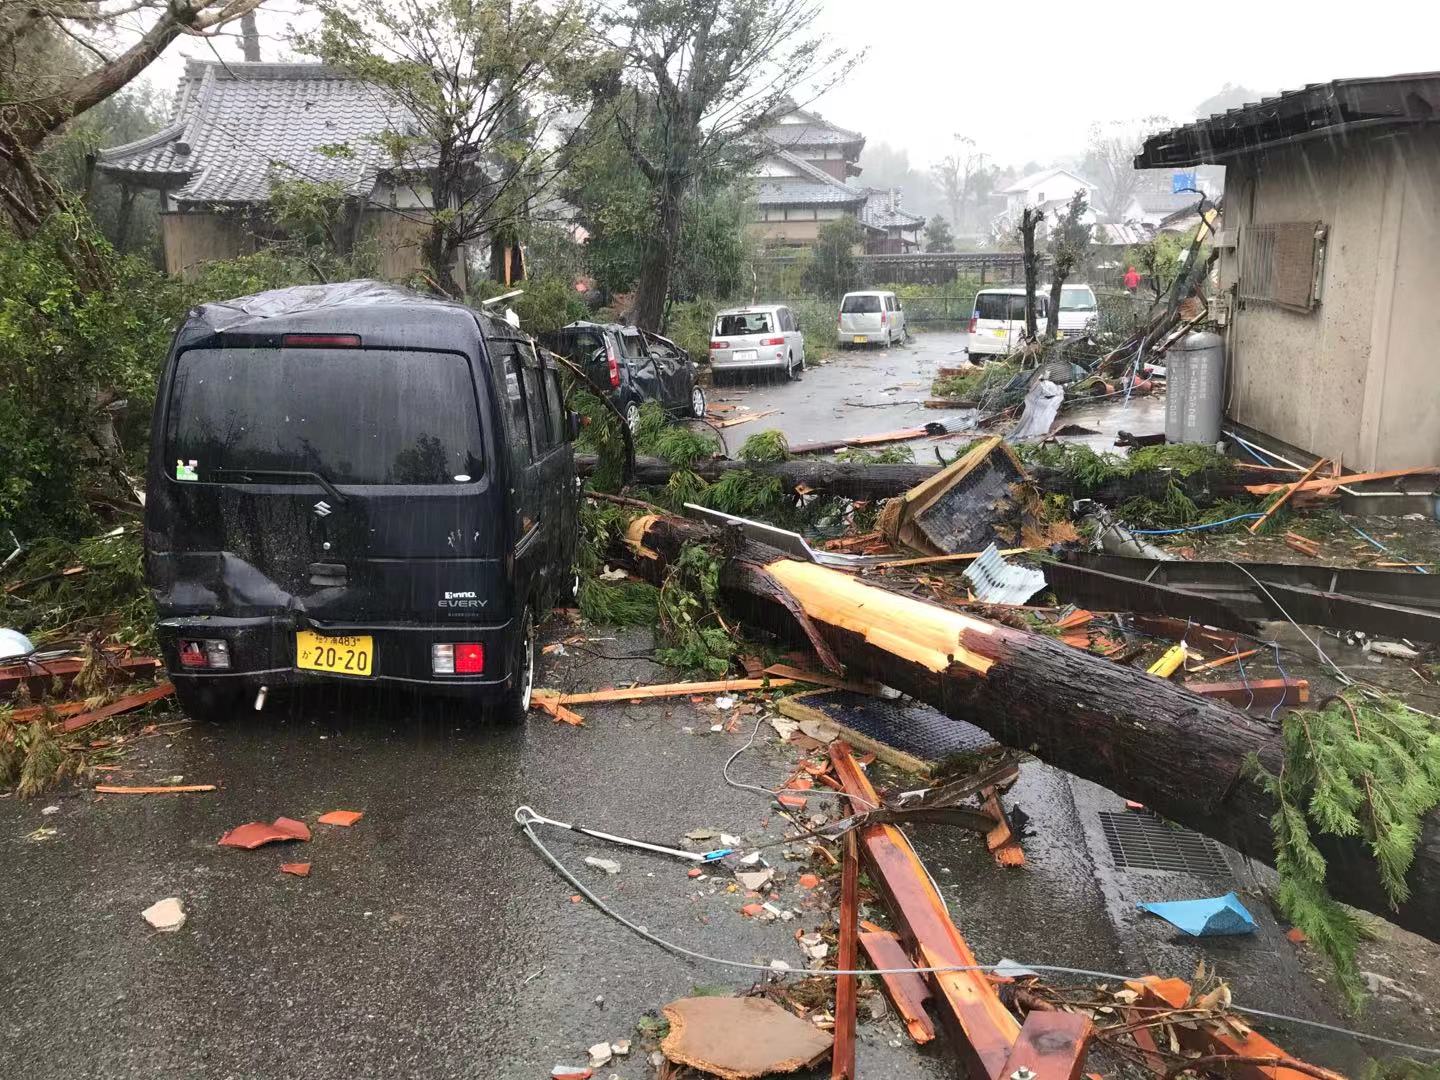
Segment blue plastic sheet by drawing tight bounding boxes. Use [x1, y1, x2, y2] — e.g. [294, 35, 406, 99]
[1137, 891, 1257, 937]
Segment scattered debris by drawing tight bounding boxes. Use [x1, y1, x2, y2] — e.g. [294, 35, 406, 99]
[962, 544, 1047, 605]
[586, 1042, 612, 1068]
[280, 862, 311, 877]
[317, 809, 364, 827]
[141, 897, 186, 932]
[735, 867, 774, 892]
[1366, 640, 1422, 660]
[1138, 891, 1257, 937]
[583, 856, 622, 875]
[218, 816, 312, 850]
[94, 783, 215, 795]
[1008, 379, 1065, 440]
[857, 929, 935, 1044]
[550, 1067, 592, 1080]
[659, 996, 832, 1080]
[1183, 678, 1309, 708]
[832, 831, 860, 1080]
[1283, 531, 1321, 558]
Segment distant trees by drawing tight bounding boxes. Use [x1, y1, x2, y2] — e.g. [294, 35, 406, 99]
[605, 0, 855, 330]
[929, 134, 991, 235]
[923, 216, 955, 253]
[803, 215, 863, 299]
[1082, 117, 1172, 221]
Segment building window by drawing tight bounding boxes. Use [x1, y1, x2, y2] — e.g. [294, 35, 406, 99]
[1238, 222, 1327, 312]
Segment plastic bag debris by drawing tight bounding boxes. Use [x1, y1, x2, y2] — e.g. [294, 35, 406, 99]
[1137, 891, 1257, 936]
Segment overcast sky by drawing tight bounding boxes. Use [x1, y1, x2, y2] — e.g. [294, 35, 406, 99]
[149, 0, 1440, 170]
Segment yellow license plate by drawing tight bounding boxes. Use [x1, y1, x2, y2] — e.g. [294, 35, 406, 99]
[992, 329, 1008, 338]
[296, 631, 373, 676]
[852, 335, 866, 343]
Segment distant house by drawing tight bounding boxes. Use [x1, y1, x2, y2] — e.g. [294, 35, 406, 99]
[748, 104, 921, 253]
[993, 167, 1096, 236]
[97, 60, 462, 284]
[1138, 72, 1440, 470]
[1120, 190, 1207, 228]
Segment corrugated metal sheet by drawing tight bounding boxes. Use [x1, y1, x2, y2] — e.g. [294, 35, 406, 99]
[962, 544, 1048, 605]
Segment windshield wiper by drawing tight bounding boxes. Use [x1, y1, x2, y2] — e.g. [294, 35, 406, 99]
[209, 468, 348, 505]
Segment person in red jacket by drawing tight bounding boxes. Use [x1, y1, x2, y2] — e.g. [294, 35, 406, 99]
[1123, 265, 1141, 292]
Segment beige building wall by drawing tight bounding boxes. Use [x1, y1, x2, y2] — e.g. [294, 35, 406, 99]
[1221, 129, 1440, 469]
[162, 212, 251, 279]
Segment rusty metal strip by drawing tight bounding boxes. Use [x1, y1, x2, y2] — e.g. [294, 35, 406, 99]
[832, 831, 859, 1080]
[998, 1011, 1093, 1080]
[857, 931, 935, 1044]
[830, 741, 1021, 1079]
[1126, 978, 1345, 1080]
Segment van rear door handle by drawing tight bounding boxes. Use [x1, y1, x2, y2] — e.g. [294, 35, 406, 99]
[308, 562, 347, 587]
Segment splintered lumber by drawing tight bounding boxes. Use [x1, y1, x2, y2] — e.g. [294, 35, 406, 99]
[57, 683, 174, 734]
[0, 654, 162, 699]
[1186, 648, 1262, 673]
[1243, 465, 1440, 496]
[615, 511, 1440, 942]
[1248, 457, 1326, 533]
[857, 931, 935, 1043]
[539, 676, 795, 705]
[998, 1012, 1092, 1080]
[790, 426, 933, 455]
[1184, 677, 1308, 707]
[710, 408, 778, 428]
[94, 783, 216, 794]
[830, 742, 1021, 1078]
[832, 831, 859, 1080]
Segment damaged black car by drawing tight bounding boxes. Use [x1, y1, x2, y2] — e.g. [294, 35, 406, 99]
[145, 281, 580, 720]
[538, 321, 706, 432]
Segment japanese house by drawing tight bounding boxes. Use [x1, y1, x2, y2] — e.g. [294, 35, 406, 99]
[1139, 72, 1440, 470]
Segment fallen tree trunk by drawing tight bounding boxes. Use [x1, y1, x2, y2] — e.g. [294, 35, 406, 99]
[575, 453, 939, 502]
[617, 511, 1440, 943]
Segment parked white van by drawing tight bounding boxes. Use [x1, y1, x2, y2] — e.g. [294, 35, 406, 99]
[966, 288, 1048, 359]
[838, 290, 906, 348]
[1056, 284, 1099, 338]
[709, 304, 806, 382]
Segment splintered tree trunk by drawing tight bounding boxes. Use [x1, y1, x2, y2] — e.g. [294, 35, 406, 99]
[1020, 208, 1041, 339]
[1047, 271, 1066, 343]
[615, 511, 1440, 944]
[574, 454, 940, 502]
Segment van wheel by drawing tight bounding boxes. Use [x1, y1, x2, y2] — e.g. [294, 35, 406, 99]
[690, 384, 707, 419]
[783, 353, 797, 381]
[625, 401, 641, 434]
[497, 607, 535, 724]
[883, 330, 892, 348]
[173, 680, 246, 722]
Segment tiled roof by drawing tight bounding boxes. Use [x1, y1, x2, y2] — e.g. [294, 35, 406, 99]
[998, 167, 1096, 195]
[860, 190, 924, 231]
[762, 107, 865, 152]
[97, 60, 416, 204]
[753, 149, 866, 207]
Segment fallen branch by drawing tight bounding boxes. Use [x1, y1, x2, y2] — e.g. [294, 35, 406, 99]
[94, 784, 216, 794]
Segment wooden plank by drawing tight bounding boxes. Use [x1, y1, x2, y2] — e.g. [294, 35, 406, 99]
[1244, 465, 1440, 496]
[997, 1011, 1092, 1080]
[711, 408, 778, 429]
[1186, 648, 1262, 673]
[1249, 457, 1326, 533]
[830, 742, 1020, 1079]
[1183, 677, 1308, 707]
[831, 831, 859, 1080]
[545, 677, 795, 705]
[857, 931, 935, 1044]
[762, 664, 880, 695]
[57, 683, 174, 734]
[0, 655, 161, 698]
[94, 784, 216, 794]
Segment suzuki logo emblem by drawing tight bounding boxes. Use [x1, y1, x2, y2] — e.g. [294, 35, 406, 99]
[313, 500, 332, 517]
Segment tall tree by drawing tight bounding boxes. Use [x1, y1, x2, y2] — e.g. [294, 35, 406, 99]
[802, 215, 862, 300]
[0, 0, 263, 232]
[304, 0, 606, 296]
[928, 134, 983, 234]
[607, 0, 855, 331]
[922, 215, 954, 253]
[1082, 116, 1171, 222]
[1018, 206, 1043, 339]
[1045, 191, 1091, 339]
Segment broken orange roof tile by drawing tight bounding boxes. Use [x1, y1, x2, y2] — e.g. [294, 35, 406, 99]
[272, 817, 311, 841]
[798, 873, 821, 889]
[741, 903, 766, 918]
[687, 868, 703, 878]
[777, 793, 808, 809]
[280, 862, 311, 877]
[219, 817, 311, 849]
[317, 810, 363, 827]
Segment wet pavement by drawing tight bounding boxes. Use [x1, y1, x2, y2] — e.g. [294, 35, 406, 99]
[5, 334, 1438, 1078]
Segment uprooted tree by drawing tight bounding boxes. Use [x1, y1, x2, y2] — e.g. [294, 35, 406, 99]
[599, 508, 1440, 987]
[605, 0, 857, 330]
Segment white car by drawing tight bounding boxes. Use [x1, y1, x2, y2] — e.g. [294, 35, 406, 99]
[838, 290, 906, 348]
[1056, 284, 1099, 338]
[709, 304, 805, 382]
[966, 287, 1049, 359]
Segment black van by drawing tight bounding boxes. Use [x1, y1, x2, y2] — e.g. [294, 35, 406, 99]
[539, 321, 706, 431]
[145, 281, 579, 720]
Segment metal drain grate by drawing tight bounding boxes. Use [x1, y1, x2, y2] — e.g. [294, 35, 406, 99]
[1098, 811, 1231, 877]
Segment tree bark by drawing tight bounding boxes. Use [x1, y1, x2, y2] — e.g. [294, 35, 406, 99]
[632, 175, 682, 331]
[615, 511, 1440, 944]
[575, 453, 939, 501]
[1020, 208, 1042, 339]
[1047, 266, 1066, 343]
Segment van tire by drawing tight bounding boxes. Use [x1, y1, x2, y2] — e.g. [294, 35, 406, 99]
[497, 606, 535, 725]
[625, 401, 641, 434]
[172, 680, 246, 722]
[784, 353, 797, 381]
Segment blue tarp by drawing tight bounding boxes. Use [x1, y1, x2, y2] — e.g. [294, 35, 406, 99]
[1138, 891, 1257, 937]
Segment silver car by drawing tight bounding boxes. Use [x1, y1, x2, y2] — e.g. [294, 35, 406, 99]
[708, 304, 806, 382]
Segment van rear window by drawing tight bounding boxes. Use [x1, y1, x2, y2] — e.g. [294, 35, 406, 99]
[715, 312, 773, 336]
[974, 294, 1048, 321]
[166, 347, 484, 485]
[842, 295, 882, 314]
[1060, 288, 1097, 311]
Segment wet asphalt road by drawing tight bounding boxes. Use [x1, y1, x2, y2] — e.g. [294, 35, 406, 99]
[2, 332, 1430, 1077]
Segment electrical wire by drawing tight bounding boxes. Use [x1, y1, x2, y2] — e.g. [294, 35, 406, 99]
[1130, 513, 1264, 536]
[723, 712, 879, 809]
[515, 814, 1440, 1056]
[1225, 561, 1353, 686]
[1346, 520, 1430, 575]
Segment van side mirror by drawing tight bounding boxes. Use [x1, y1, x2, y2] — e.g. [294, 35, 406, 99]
[567, 410, 583, 441]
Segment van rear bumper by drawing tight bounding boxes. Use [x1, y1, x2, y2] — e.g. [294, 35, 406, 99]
[156, 614, 520, 695]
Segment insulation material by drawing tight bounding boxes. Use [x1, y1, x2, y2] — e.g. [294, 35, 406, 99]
[659, 996, 832, 1080]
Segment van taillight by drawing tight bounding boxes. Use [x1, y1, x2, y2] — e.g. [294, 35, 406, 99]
[282, 333, 361, 348]
[761, 337, 784, 346]
[880, 311, 887, 324]
[968, 316, 978, 334]
[606, 346, 620, 388]
[710, 340, 728, 350]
